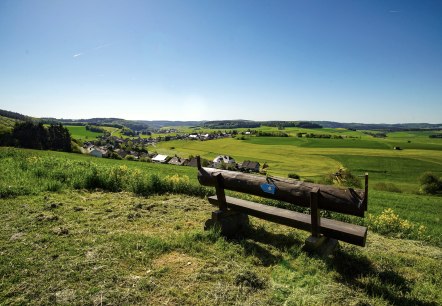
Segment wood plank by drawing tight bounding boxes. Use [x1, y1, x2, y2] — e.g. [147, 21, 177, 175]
[208, 195, 367, 247]
[199, 167, 366, 217]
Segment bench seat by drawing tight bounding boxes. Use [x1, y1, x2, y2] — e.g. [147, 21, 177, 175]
[208, 195, 367, 247]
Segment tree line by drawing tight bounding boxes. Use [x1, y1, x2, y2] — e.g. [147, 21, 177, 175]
[0, 121, 72, 152]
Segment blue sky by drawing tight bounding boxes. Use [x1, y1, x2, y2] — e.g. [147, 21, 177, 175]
[0, 0, 441, 123]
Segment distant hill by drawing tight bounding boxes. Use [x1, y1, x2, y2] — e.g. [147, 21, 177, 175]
[0, 109, 33, 122]
[313, 121, 442, 131]
[202, 120, 322, 129]
[0, 109, 35, 133]
[41, 117, 203, 130]
[2, 108, 441, 131]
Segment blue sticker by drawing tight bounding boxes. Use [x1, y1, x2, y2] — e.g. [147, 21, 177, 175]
[260, 183, 276, 195]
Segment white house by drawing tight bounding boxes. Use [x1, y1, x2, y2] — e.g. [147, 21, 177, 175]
[152, 154, 169, 163]
[90, 148, 108, 158]
[213, 155, 236, 167]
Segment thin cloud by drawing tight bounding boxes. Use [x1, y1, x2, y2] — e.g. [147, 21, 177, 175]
[93, 43, 113, 50]
[72, 42, 113, 58]
[388, 9, 400, 13]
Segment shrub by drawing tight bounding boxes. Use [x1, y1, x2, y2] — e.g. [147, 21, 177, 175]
[322, 168, 362, 188]
[288, 173, 300, 179]
[366, 208, 427, 240]
[125, 154, 136, 161]
[419, 172, 442, 195]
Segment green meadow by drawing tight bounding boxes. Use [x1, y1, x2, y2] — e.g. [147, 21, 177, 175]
[150, 127, 442, 193]
[65, 125, 103, 141]
[1, 146, 441, 304]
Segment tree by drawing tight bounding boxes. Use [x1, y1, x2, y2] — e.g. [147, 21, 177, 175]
[47, 124, 72, 152]
[7, 121, 72, 152]
[419, 172, 442, 195]
[12, 121, 47, 149]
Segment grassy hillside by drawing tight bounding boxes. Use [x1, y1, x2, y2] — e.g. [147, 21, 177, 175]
[1, 147, 441, 304]
[1, 147, 440, 244]
[0, 115, 17, 133]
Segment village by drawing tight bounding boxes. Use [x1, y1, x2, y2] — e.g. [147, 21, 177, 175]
[82, 131, 262, 173]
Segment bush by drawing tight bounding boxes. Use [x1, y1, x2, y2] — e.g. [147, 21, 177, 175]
[366, 208, 427, 240]
[125, 154, 136, 161]
[288, 173, 300, 179]
[322, 168, 362, 188]
[419, 172, 442, 195]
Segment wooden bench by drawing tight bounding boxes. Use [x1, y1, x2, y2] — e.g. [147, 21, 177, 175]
[197, 157, 368, 248]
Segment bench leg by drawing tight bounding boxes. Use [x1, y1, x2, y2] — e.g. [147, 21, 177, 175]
[204, 210, 249, 238]
[304, 236, 339, 256]
[304, 188, 339, 256]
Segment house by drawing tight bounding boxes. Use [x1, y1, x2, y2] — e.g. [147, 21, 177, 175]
[213, 155, 236, 167]
[240, 160, 260, 173]
[185, 157, 199, 167]
[184, 157, 215, 168]
[188, 134, 199, 140]
[152, 154, 169, 163]
[90, 148, 108, 158]
[168, 156, 186, 166]
[115, 149, 128, 159]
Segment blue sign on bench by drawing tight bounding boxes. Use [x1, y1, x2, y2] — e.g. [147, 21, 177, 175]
[260, 183, 276, 195]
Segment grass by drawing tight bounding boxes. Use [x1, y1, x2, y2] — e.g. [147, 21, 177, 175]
[1, 147, 442, 304]
[64, 125, 103, 141]
[245, 136, 391, 149]
[1, 190, 441, 305]
[0, 115, 17, 133]
[327, 154, 442, 192]
[155, 136, 442, 192]
[0, 148, 206, 199]
[1, 147, 441, 245]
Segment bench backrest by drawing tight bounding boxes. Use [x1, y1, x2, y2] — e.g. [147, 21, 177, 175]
[198, 166, 368, 217]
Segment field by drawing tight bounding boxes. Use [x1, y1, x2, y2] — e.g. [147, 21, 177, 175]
[65, 125, 103, 141]
[153, 128, 442, 193]
[1, 147, 441, 304]
[1, 124, 441, 304]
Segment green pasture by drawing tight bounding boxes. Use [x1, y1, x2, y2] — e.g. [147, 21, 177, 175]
[100, 126, 120, 135]
[155, 134, 442, 192]
[65, 125, 103, 140]
[155, 138, 341, 177]
[327, 154, 442, 192]
[245, 136, 390, 149]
